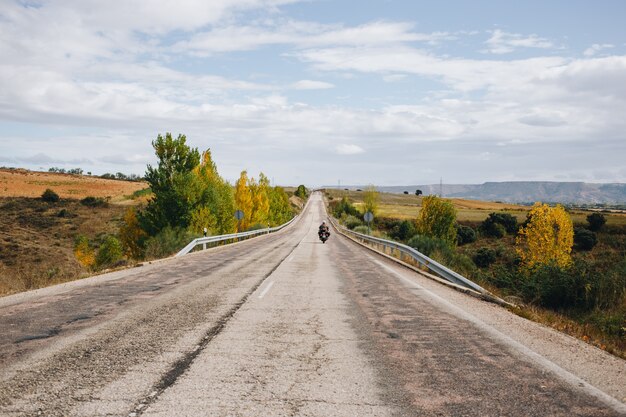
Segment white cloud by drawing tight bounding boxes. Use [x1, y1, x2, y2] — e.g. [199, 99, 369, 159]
[291, 80, 334, 90]
[336, 144, 365, 155]
[483, 30, 554, 54]
[172, 21, 451, 55]
[583, 43, 614, 57]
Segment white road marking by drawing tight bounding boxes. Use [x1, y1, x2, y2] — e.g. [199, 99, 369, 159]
[286, 254, 294, 263]
[258, 281, 274, 299]
[369, 257, 626, 414]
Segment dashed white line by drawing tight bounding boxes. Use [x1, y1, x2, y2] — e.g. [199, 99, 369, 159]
[258, 281, 274, 299]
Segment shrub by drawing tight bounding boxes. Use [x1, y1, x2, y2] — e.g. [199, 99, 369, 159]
[74, 235, 95, 269]
[333, 196, 360, 218]
[473, 247, 497, 268]
[456, 224, 477, 245]
[41, 188, 60, 203]
[119, 208, 147, 260]
[80, 196, 108, 207]
[522, 263, 589, 309]
[144, 227, 195, 260]
[394, 220, 417, 241]
[481, 212, 517, 237]
[574, 227, 597, 251]
[95, 236, 123, 268]
[343, 215, 363, 230]
[586, 213, 606, 231]
[353, 225, 370, 234]
[407, 234, 451, 257]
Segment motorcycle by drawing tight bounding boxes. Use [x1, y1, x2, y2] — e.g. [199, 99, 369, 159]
[318, 229, 330, 243]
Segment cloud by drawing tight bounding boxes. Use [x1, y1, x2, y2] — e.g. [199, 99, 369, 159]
[291, 80, 334, 90]
[583, 43, 614, 57]
[483, 30, 554, 54]
[336, 144, 365, 155]
[172, 20, 451, 55]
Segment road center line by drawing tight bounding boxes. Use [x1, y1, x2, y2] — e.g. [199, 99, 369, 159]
[258, 281, 274, 299]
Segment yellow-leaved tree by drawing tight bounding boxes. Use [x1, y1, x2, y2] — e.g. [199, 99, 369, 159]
[416, 195, 457, 246]
[235, 170, 253, 231]
[74, 235, 95, 269]
[363, 185, 379, 216]
[119, 208, 147, 260]
[516, 202, 574, 269]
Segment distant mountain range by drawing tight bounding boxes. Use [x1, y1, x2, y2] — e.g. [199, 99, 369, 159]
[330, 182, 626, 204]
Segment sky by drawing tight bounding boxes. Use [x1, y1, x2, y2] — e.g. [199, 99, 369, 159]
[0, 0, 625, 186]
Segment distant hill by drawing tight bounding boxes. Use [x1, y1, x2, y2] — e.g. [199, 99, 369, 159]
[330, 182, 626, 204]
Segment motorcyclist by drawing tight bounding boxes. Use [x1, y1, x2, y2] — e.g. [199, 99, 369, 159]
[318, 221, 330, 239]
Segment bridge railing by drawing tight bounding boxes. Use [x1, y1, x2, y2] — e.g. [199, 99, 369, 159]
[176, 215, 299, 257]
[329, 217, 496, 297]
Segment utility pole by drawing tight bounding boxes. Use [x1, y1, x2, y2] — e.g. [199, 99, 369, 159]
[440, 177, 443, 197]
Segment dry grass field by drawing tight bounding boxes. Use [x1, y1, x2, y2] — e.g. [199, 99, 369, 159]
[325, 188, 626, 225]
[0, 169, 150, 296]
[0, 168, 147, 202]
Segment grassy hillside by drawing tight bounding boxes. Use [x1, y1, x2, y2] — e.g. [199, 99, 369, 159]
[0, 169, 151, 296]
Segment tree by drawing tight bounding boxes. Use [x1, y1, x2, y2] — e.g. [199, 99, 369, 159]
[416, 195, 457, 246]
[294, 185, 307, 199]
[363, 185, 379, 216]
[268, 186, 292, 226]
[586, 213, 606, 231]
[139, 133, 201, 236]
[193, 149, 236, 234]
[235, 170, 253, 231]
[415, 189, 423, 196]
[516, 203, 574, 269]
[74, 235, 95, 269]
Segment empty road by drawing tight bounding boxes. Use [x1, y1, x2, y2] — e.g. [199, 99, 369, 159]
[1, 193, 624, 416]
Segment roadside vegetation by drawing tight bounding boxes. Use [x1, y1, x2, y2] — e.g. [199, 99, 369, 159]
[327, 189, 626, 359]
[0, 133, 305, 296]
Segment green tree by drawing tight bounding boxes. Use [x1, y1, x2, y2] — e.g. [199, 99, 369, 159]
[416, 195, 457, 246]
[268, 186, 293, 226]
[250, 173, 270, 226]
[139, 133, 201, 235]
[363, 185, 379, 216]
[586, 212, 606, 231]
[294, 185, 307, 199]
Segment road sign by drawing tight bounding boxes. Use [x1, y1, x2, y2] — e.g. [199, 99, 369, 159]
[364, 212, 374, 222]
[234, 210, 244, 220]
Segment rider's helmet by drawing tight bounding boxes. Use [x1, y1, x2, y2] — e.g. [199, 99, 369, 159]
[322, 221, 326, 224]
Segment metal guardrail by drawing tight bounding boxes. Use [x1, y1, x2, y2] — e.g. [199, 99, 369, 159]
[176, 215, 299, 257]
[330, 218, 489, 295]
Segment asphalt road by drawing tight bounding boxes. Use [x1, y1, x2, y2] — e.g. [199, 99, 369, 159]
[0, 193, 624, 416]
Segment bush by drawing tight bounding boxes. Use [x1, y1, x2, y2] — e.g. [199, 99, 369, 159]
[522, 262, 591, 310]
[480, 212, 518, 237]
[333, 196, 360, 218]
[144, 227, 195, 260]
[41, 188, 60, 203]
[80, 196, 108, 207]
[407, 234, 451, 257]
[574, 227, 597, 251]
[353, 225, 370, 235]
[456, 224, 477, 245]
[587, 213, 606, 231]
[95, 236, 123, 268]
[343, 214, 363, 230]
[473, 247, 497, 268]
[393, 220, 417, 241]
